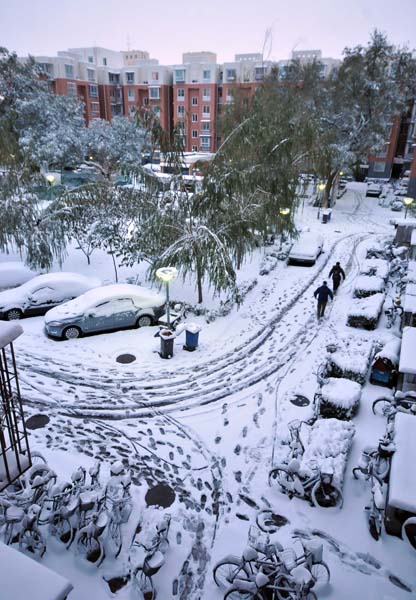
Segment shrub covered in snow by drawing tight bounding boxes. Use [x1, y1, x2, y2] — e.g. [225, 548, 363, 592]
[360, 258, 389, 281]
[326, 348, 372, 384]
[300, 418, 355, 486]
[353, 275, 385, 298]
[347, 293, 385, 330]
[319, 377, 362, 420]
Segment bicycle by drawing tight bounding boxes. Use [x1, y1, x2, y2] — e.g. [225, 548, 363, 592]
[39, 481, 78, 549]
[384, 297, 403, 328]
[372, 390, 416, 417]
[105, 490, 133, 558]
[18, 503, 46, 557]
[76, 510, 107, 566]
[269, 459, 343, 508]
[223, 568, 317, 600]
[365, 476, 385, 541]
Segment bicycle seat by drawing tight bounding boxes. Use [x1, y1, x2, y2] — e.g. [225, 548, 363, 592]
[291, 565, 313, 586]
[243, 546, 258, 561]
[146, 550, 165, 571]
[279, 548, 297, 571]
[6, 506, 24, 523]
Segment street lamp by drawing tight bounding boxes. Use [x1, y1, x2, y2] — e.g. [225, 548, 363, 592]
[45, 174, 55, 201]
[403, 197, 414, 219]
[156, 267, 178, 329]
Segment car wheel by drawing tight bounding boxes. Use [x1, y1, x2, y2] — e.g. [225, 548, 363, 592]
[5, 308, 22, 321]
[137, 315, 153, 328]
[63, 326, 81, 340]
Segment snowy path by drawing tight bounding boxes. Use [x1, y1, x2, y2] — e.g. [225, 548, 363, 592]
[10, 187, 416, 600]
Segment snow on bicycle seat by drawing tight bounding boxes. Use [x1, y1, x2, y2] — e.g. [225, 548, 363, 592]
[291, 565, 313, 586]
[6, 506, 24, 522]
[278, 548, 297, 571]
[147, 550, 164, 569]
[243, 546, 258, 561]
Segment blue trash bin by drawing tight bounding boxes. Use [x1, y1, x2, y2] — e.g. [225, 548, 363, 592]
[184, 324, 201, 352]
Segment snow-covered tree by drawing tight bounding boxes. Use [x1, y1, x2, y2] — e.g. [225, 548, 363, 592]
[84, 117, 146, 179]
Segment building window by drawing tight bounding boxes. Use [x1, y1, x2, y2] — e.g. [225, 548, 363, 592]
[192, 114, 198, 122]
[87, 68, 95, 82]
[129, 105, 136, 116]
[192, 130, 198, 138]
[226, 88, 234, 102]
[192, 145, 198, 152]
[177, 105, 185, 116]
[226, 69, 237, 82]
[202, 122, 210, 132]
[175, 69, 185, 83]
[103, 57, 107, 66]
[64, 64, 74, 79]
[66, 82, 76, 96]
[202, 88, 210, 100]
[177, 88, 185, 101]
[373, 162, 386, 173]
[128, 88, 135, 100]
[109, 73, 120, 84]
[203, 70, 211, 82]
[202, 105, 210, 116]
[126, 72, 135, 84]
[110, 89, 116, 99]
[88, 56, 93, 63]
[90, 102, 99, 113]
[149, 87, 160, 100]
[192, 97, 198, 106]
[89, 84, 98, 97]
[37, 62, 53, 75]
[151, 71, 159, 81]
[254, 66, 266, 81]
[200, 136, 210, 148]
[143, 97, 149, 106]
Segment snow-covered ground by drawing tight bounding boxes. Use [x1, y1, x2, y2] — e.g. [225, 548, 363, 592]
[3, 183, 415, 600]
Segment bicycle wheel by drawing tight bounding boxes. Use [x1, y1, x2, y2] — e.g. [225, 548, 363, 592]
[19, 530, 46, 557]
[402, 517, 416, 551]
[268, 468, 294, 493]
[224, 588, 264, 600]
[311, 482, 343, 508]
[368, 514, 381, 541]
[274, 574, 296, 600]
[50, 516, 74, 548]
[213, 556, 250, 588]
[310, 561, 330, 587]
[305, 592, 317, 600]
[372, 398, 392, 417]
[77, 533, 105, 565]
[372, 456, 390, 482]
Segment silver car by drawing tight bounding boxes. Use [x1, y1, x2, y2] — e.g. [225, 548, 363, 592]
[44, 284, 166, 340]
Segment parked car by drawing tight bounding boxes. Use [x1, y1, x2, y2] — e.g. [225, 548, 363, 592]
[0, 273, 101, 321]
[288, 233, 324, 266]
[44, 284, 166, 340]
[390, 200, 404, 212]
[366, 183, 382, 197]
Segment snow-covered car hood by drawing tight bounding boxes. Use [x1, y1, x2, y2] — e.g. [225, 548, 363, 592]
[45, 284, 166, 323]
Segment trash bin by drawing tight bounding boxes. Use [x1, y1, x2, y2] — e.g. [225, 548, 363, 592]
[184, 323, 201, 352]
[322, 209, 331, 224]
[158, 329, 175, 359]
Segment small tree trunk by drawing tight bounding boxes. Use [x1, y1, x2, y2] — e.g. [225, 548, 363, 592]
[323, 170, 338, 209]
[109, 247, 118, 282]
[196, 259, 203, 304]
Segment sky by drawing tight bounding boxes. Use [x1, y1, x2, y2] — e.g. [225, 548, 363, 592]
[1, 0, 415, 64]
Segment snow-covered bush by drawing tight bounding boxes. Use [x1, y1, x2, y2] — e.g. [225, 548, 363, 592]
[347, 293, 385, 330]
[319, 377, 362, 420]
[353, 275, 385, 298]
[326, 347, 372, 384]
[360, 258, 389, 280]
[259, 249, 280, 276]
[300, 418, 355, 486]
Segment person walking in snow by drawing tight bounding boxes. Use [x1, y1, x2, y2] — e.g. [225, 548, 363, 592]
[314, 281, 333, 319]
[328, 261, 346, 293]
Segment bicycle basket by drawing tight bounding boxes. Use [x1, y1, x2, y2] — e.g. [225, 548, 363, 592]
[279, 548, 297, 571]
[248, 525, 269, 554]
[304, 540, 323, 564]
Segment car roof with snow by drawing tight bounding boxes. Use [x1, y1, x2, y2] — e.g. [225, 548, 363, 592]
[290, 232, 323, 250]
[19, 272, 100, 290]
[45, 284, 166, 320]
[399, 327, 416, 375]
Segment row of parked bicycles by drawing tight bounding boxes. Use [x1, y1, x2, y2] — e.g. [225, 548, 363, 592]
[212, 526, 329, 599]
[0, 455, 172, 599]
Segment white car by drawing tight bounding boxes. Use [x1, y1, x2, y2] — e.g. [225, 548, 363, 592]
[44, 284, 166, 340]
[288, 233, 324, 266]
[0, 273, 101, 321]
[366, 183, 382, 197]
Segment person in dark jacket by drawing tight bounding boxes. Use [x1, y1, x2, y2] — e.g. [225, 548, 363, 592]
[314, 281, 333, 319]
[328, 262, 346, 293]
